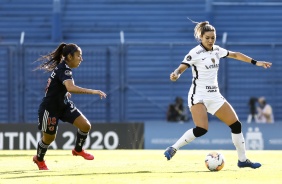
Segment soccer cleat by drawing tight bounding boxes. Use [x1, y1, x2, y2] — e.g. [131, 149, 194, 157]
[238, 159, 261, 169]
[72, 149, 94, 160]
[33, 155, 49, 170]
[164, 146, 177, 160]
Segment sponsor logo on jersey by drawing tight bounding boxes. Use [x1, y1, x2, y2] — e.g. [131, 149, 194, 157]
[205, 61, 219, 69]
[213, 47, 219, 51]
[196, 49, 205, 54]
[206, 86, 218, 92]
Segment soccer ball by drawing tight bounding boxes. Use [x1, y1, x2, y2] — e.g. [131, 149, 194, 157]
[205, 152, 224, 171]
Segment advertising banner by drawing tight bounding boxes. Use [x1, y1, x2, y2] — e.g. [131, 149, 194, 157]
[145, 121, 282, 150]
[0, 123, 144, 150]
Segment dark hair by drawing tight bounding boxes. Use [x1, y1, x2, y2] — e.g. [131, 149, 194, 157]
[187, 18, 216, 42]
[34, 42, 79, 72]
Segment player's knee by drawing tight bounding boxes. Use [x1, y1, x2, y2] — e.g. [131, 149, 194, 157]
[193, 126, 208, 137]
[42, 133, 56, 144]
[83, 122, 91, 132]
[88, 124, 91, 132]
[229, 120, 242, 134]
[75, 118, 91, 132]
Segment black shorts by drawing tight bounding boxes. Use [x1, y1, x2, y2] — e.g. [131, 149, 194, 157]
[37, 101, 82, 135]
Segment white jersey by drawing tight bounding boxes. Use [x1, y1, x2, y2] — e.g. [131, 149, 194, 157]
[181, 43, 229, 114]
[182, 43, 229, 97]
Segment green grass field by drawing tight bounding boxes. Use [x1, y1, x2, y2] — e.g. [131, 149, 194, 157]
[0, 150, 281, 184]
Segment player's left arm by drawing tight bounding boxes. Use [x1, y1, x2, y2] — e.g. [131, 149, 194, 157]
[64, 79, 107, 99]
[227, 51, 272, 68]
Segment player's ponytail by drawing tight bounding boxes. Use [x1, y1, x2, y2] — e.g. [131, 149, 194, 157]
[34, 42, 78, 72]
[187, 18, 216, 42]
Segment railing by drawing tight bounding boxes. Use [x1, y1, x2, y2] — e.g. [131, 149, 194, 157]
[1, 41, 281, 123]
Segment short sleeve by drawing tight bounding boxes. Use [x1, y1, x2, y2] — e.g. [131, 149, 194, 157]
[181, 52, 197, 66]
[218, 46, 229, 58]
[57, 68, 73, 84]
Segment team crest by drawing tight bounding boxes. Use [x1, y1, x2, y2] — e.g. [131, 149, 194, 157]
[186, 55, 192, 61]
[205, 58, 219, 69]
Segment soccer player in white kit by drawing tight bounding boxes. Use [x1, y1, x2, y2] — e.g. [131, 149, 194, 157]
[164, 20, 272, 169]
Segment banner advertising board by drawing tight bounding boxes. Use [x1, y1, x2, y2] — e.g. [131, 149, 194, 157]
[0, 123, 144, 150]
[1, 121, 281, 150]
[144, 121, 282, 150]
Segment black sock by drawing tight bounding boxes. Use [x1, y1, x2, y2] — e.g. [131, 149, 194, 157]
[74, 129, 88, 152]
[37, 140, 49, 161]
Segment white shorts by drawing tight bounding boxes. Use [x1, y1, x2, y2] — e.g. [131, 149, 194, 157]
[188, 93, 226, 115]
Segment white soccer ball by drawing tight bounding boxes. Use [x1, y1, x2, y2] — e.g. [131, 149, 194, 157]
[205, 151, 225, 171]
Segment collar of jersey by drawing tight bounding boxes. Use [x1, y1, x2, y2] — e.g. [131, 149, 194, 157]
[200, 43, 213, 51]
[62, 60, 71, 69]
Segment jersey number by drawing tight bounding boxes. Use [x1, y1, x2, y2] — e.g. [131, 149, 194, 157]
[50, 71, 56, 78]
[45, 71, 56, 95]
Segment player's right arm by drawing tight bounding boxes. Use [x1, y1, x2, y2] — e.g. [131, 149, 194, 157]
[171, 48, 197, 81]
[170, 64, 189, 81]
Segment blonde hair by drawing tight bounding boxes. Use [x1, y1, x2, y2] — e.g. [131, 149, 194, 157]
[187, 18, 216, 41]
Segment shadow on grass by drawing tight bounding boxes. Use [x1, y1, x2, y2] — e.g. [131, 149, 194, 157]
[0, 154, 32, 157]
[2, 169, 237, 179]
[0, 154, 69, 157]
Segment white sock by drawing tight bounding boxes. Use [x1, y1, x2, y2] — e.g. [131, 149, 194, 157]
[172, 128, 196, 150]
[232, 133, 247, 162]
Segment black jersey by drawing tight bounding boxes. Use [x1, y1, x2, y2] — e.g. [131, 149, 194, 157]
[40, 61, 73, 112]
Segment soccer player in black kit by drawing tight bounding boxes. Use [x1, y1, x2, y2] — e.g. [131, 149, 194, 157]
[33, 43, 107, 170]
